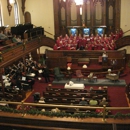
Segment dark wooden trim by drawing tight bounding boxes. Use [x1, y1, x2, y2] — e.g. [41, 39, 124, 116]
[21, 0, 26, 15]
[0, 112, 130, 129]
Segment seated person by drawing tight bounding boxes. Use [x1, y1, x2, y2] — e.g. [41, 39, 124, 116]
[0, 30, 8, 40]
[89, 87, 93, 91]
[7, 29, 12, 38]
[12, 34, 23, 45]
[99, 97, 108, 107]
[46, 84, 52, 91]
[66, 103, 75, 114]
[79, 97, 88, 105]
[89, 96, 98, 106]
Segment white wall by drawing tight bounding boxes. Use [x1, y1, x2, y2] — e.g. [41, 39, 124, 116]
[0, 0, 24, 28]
[25, 0, 54, 39]
[120, 0, 130, 36]
[120, 0, 130, 53]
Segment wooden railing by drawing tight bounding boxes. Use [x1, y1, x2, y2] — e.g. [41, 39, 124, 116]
[45, 49, 126, 69]
[0, 101, 130, 122]
[115, 35, 130, 49]
[0, 99, 130, 130]
[0, 36, 55, 68]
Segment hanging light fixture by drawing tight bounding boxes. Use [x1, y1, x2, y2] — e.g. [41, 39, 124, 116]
[9, 0, 15, 4]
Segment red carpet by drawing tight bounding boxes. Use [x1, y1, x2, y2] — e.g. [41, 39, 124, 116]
[25, 66, 130, 115]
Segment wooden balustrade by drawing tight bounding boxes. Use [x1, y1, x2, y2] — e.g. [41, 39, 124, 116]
[46, 49, 126, 70]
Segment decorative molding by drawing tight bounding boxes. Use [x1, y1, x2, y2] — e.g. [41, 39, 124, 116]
[93, 0, 104, 6]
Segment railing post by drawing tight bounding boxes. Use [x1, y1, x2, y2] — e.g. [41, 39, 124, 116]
[21, 101, 25, 117]
[102, 105, 107, 122]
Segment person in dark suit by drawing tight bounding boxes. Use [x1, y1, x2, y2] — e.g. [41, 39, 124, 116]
[16, 77, 22, 90]
[79, 97, 88, 105]
[42, 66, 50, 83]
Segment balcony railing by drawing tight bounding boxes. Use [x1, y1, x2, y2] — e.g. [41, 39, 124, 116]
[0, 101, 130, 122]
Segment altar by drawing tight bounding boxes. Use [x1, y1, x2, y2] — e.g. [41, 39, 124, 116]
[64, 83, 85, 89]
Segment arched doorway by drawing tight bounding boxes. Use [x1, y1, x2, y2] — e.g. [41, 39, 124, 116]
[24, 11, 31, 24]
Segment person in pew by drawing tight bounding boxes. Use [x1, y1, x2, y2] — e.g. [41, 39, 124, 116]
[89, 96, 98, 106]
[12, 34, 23, 45]
[89, 87, 93, 92]
[46, 84, 52, 91]
[79, 97, 88, 106]
[0, 30, 9, 40]
[66, 103, 75, 114]
[38, 96, 45, 103]
[7, 29, 12, 38]
[99, 97, 109, 107]
[16, 35, 23, 44]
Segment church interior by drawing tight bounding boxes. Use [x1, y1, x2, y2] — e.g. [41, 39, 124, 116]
[0, 0, 130, 130]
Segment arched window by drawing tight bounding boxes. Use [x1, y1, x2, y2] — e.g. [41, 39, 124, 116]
[14, 0, 19, 25]
[0, 4, 3, 26]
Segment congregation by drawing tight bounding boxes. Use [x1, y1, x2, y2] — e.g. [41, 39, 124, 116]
[0, 29, 23, 46]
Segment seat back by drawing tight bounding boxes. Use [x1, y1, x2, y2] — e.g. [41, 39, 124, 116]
[76, 70, 82, 77]
[54, 67, 60, 75]
[98, 56, 102, 63]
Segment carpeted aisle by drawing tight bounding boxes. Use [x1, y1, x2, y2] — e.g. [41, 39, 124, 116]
[24, 66, 130, 115]
[108, 87, 130, 114]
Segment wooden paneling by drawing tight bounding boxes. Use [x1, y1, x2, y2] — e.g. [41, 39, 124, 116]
[115, 35, 130, 49]
[54, 0, 121, 36]
[46, 49, 126, 69]
[46, 57, 67, 69]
